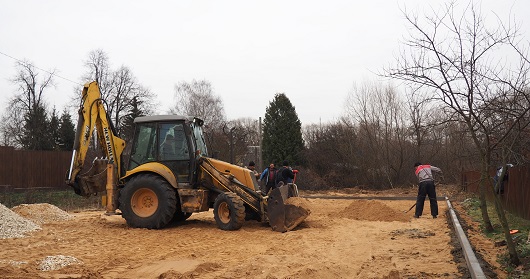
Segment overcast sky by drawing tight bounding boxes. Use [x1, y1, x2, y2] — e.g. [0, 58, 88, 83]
[1, 0, 529, 125]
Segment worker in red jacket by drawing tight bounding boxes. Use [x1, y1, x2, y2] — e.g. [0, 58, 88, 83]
[414, 162, 443, 219]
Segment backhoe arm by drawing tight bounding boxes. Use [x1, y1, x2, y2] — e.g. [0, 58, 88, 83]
[66, 81, 126, 197]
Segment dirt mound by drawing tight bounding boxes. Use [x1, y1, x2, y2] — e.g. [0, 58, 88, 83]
[336, 200, 410, 222]
[383, 270, 401, 279]
[11, 203, 73, 224]
[0, 203, 41, 239]
[158, 262, 221, 279]
[285, 196, 311, 209]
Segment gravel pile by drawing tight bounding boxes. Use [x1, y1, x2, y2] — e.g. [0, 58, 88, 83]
[11, 203, 73, 224]
[37, 255, 82, 271]
[0, 203, 41, 239]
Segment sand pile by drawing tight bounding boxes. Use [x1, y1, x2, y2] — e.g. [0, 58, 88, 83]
[285, 196, 311, 209]
[11, 203, 73, 224]
[336, 200, 410, 222]
[0, 203, 41, 239]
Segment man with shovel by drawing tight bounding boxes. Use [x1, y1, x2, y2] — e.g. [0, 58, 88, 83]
[413, 162, 443, 219]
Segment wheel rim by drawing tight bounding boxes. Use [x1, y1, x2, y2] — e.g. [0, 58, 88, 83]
[131, 188, 159, 217]
[218, 201, 231, 224]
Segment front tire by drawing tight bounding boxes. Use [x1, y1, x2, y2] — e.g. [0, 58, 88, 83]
[213, 192, 245, 230]
[119, 174, 177, 229]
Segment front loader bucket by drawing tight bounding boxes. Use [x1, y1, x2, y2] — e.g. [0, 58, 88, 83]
[267, 184, 311, 232]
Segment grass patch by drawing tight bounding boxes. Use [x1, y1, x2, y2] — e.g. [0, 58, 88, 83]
[461, 197, 530, 278]
[0, 188, 103, 212]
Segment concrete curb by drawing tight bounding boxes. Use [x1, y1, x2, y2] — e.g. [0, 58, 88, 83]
[446, 197, 486, 279]
[301, 195, 445, 201]
[302, 195, 487, 277]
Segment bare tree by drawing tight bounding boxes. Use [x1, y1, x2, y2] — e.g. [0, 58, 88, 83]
[221, 120, 254, 165]
[302, 120, 360, 188]
[171, 79, 227, 158]
[230, 117, 261, 166]
[83, 49, 112, 101]
[344, 81, 410, 188]
[0, 106, 24, 147]
[405, 92, 437, 160]
[82, 50, 155, 138]
[108, 66, 154, 135]
[0, 61, 55, 148]
[386, 1, 530, 265]
[171, 79, 226, 127]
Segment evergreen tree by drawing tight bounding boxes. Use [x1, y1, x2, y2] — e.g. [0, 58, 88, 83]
[20, 104, 53, 150]
[49, 108, 61, 149]
[58, 110, 76, 150]
[262, 93, 305, 166]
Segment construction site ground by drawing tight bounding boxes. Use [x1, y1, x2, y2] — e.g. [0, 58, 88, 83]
[0, 184, 506, 279]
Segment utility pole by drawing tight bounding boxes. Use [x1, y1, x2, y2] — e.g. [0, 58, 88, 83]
[258, 117, 263, 170]
[229, 127, 235, 164]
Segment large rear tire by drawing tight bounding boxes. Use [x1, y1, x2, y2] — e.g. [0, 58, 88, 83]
[213, 192, 245, 230]
[119, 173, 177, 229]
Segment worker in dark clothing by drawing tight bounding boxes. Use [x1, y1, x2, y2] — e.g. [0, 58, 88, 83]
[413, 162, 442, 219]
[493, 164, 513, 195]
[275, 160, 295, 187]
[246, 161, 260, 179]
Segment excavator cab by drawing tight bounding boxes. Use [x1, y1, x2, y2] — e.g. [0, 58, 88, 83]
[126, 116, 205, 187]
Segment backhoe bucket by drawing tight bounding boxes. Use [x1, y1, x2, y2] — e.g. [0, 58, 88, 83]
[267, 183, 311, 232]
[73, 159, 108, 197]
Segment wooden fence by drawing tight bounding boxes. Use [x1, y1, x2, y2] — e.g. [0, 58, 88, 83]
[0, 146, 72, 191]
[461, 166, 530, 220]
[2, 145, 529, 220]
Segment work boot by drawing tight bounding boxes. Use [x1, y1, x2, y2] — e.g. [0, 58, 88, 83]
[433, 215, 437, 219]
[413, 215, 419, 218]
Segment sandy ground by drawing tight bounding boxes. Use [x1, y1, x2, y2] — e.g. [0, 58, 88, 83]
[0, 185, 507, 279]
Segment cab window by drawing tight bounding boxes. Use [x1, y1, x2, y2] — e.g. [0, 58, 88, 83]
[129, 123, 156, 169]
[158, 123, 191, 183]
[191, 122, 208, 157]
[159, 123, 189, 161]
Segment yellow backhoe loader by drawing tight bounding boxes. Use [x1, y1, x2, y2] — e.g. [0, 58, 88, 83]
[66, 81, 310, 232]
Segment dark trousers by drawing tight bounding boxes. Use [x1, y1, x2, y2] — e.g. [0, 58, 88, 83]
[493, 177, 505, 194]
[415, 180, 438, 217]
[263, 183, 275, 195]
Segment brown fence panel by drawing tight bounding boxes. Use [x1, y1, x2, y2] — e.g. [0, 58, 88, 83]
[503, 166, 530, 220]
[0, 146, 15, 188]
[461, 170, 482, 194]
[461, 166, 530, 220]
[0, 146, 72, 190]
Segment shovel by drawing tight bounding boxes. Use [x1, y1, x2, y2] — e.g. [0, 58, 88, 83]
[404, 203, 416, 213]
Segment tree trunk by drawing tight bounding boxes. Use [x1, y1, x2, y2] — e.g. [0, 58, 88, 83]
[492, 166, 520, 265]
[479, 158, 494, 232]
